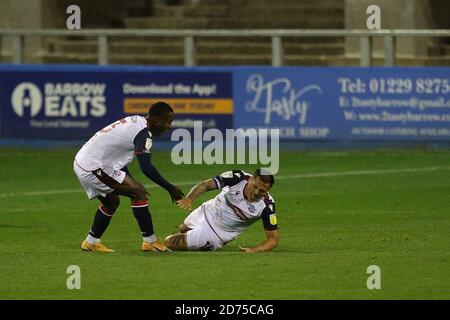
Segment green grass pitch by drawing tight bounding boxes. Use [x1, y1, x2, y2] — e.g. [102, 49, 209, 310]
[0, 147, 449, 299]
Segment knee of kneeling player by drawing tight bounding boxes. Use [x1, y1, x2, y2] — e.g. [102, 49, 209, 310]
[164, 234, 187, 251]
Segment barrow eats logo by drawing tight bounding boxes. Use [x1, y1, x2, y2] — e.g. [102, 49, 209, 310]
[11, 82, 106, 129]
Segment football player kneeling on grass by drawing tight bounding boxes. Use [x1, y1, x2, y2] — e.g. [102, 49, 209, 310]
[165, 169, 278, 253]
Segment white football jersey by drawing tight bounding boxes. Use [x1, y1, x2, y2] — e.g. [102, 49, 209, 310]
[204, 170, 277, 243]
[75, 115, 152, 172]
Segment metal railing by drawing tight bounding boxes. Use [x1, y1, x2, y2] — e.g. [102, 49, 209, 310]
[1, 29, 450, 66]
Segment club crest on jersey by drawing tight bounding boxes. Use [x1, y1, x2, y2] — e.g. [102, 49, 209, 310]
[144, 138, 152, 153]
[248, 204, 256, 213]
[269, 214, 277, 225]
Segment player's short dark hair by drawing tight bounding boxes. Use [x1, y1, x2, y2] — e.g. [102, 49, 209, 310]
[148, 101, 174, 118]
[253, 168, 275, 188]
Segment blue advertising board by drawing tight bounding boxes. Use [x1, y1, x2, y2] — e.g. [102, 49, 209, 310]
[0, 65, 232, 140]
[233, 67, 450, 141]
[1, 65, 449, 142]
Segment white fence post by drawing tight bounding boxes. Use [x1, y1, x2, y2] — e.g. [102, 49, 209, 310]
[98, 35, 109, 65]
[184, 36, 195, 66]
[272, 36, 283, 67]
[384, 35, 396, 66]
[360, 36, 372, 67]
[12, 35, 24, 64]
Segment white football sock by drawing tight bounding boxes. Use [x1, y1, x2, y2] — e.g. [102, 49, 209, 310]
[143, 234, 157, 243]
[86, 234, 100, 245]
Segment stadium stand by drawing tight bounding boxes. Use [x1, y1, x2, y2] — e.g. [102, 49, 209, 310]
[0, 0, 449, 66]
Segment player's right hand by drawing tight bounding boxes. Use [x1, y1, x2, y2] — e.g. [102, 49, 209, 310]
[177, 197, 193, 211]
[169, 186, 185, 203]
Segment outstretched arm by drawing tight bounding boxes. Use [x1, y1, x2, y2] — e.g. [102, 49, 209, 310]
[239, 229, 279, 253]
[136, 153, 173, 190]
[177, 178, 217, 210]
[133, 128, 184, 202]
[136, 153, 184, 202]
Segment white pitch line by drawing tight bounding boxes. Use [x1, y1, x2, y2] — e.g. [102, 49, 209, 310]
[279, 166, 450, 179]
[0, 166, 449, 199]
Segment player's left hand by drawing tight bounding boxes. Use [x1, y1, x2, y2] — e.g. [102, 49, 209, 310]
[239, 246, 257, 253]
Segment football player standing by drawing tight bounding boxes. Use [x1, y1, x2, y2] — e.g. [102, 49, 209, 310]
[74, 101, 184, 253]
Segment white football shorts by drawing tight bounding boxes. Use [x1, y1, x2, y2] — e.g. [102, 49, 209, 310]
[184, 203, 225, 251]
[73, 160, 126, 199]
